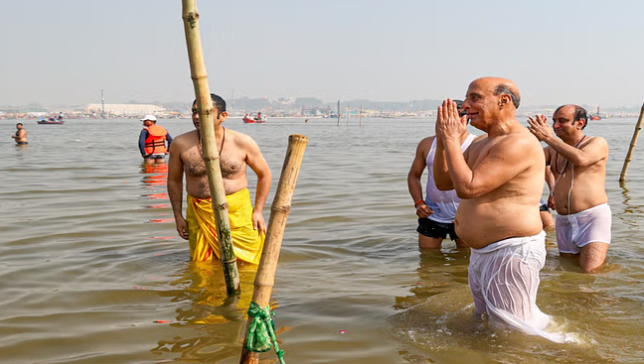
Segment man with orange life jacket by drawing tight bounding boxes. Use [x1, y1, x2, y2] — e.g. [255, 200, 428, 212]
[138, 115, 173, 164]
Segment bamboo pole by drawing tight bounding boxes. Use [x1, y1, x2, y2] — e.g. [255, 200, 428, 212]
[619, 101, 644, 182]
[182, 0, 240, 295]
[337, 100, 341, 126]
[359, 105, 363, 126]
[240, 134, 309, 364]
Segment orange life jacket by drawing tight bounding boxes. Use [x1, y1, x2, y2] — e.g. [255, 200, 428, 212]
[144, 125, 168, 155]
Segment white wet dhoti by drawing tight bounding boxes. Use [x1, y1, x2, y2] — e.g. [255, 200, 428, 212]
[556, 203, 612, 254]
[468, 232, 554, 336]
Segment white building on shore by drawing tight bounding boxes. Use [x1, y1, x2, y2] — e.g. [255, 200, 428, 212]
[84, 104, 165, 116]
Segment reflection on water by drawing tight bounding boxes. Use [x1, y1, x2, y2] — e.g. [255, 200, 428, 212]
[150, 261, 260, 363]
[1, 118, 644, 363]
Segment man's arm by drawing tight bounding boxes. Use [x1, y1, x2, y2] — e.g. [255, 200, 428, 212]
[544, 147, 556, 209]
[244, 136, 272, 234]
[528, 115, 608, 167]
[408, 137, 431, 202]
[408, 138, 435, 218]
[167, 141, 188, 239]
[166, 132, 173, 150]
[543, 136, 607, 168]
[434, 99, 467, 191]
[138, 130, 148, 156]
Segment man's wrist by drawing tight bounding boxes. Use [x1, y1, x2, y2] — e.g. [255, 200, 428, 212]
[414, 199, 425, 208]
[443, 136, 460, 145]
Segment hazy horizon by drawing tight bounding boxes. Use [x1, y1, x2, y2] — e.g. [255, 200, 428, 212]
[2, 0, 643, 109]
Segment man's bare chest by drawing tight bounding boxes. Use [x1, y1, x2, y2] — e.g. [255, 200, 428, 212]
[183, 147, 245, 178]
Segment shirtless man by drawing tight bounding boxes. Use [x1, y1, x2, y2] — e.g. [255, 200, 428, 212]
[407, 100, 475, 249]
[11, 123, 27, 145]
[433, 77, 551, 334]
[167, 94, 271, 264]
[528, 105, 610, 273]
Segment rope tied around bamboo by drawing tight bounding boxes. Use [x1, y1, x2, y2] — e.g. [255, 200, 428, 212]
[246, 302, 286, 364]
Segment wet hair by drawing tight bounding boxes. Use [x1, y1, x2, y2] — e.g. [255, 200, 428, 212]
[17, 123, 23, 127]
[193, 93, 227, 117]
[554, 104, 588, 129]
[494, 85, 520, 109]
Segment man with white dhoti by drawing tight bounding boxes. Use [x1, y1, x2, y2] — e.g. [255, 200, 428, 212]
[433, 77, 561, 341]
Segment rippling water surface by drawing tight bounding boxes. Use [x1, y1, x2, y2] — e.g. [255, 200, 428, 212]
[1, 117, 643, 363]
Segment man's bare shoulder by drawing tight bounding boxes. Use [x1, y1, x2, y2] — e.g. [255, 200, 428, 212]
[170, 130, 198, 152]
[174, 130, 198, 143]
[509, 128, 542, 150]
[468, 134, 488, 148]
[488, 128, 542, 160]
[417, 135, 435, 149]
[584, 135, 609, 149]
[227, 129, 260, 149]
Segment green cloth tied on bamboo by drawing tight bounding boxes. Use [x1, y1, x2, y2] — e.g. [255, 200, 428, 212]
[246, 301, 286, 363]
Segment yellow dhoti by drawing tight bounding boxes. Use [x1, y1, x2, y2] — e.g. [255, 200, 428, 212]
[186, 188, 265, 264]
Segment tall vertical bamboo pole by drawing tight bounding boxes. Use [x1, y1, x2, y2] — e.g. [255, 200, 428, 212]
[359, 105, 363, 126]
[619, 101, 644, 182]
[182, 0, 240, 295]
[337, 100, 341, 126]
[240, 134, 308, 364]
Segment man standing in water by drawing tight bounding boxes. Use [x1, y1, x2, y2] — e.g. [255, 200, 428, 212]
[11, 123, 27, 145]
[407, 100, 475, 248]
[528, 105, 610, 272]
[167, 94, 271, 264]
[433, 77, 552, 336]
[139, 115, 173, 164]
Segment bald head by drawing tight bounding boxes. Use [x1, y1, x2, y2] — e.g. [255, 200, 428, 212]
[471, 77, 521, 109]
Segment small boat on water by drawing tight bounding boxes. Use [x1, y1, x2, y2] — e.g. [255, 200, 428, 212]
[243, 113, 266, 124]
[37, 117, 65, 125]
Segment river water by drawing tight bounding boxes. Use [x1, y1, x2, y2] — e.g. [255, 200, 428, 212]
[1, 116, 643, 364]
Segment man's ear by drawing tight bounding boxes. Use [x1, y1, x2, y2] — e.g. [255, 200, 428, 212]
[576, 118, 586, 129]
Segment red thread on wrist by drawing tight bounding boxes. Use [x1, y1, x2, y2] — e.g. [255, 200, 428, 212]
[414, 199, 425, 208]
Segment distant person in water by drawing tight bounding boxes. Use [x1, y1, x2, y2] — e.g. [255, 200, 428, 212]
[58, 112, 64, 120]
[167, 93, 272, 264]
[11, 123, 27, 145]
[528, 105, 610, 272]
[407, 99, 475, 249]
[139, 115, 172, 164]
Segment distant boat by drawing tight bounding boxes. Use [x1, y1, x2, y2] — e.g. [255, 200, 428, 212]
[243, 113, 266, 124]
[589, 106, 603, 121]
[37, 117, 65, 125]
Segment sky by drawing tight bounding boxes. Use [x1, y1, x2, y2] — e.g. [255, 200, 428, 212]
[1, 0, 643, 108]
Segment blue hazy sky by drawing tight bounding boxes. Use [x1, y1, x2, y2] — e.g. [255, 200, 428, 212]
[1, 0, 643, 108]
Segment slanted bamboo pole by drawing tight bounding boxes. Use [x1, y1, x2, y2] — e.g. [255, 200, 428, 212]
[182, 0, 240, 295]
[619, 101, 644, 182]
[240, 134, 308, 364]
